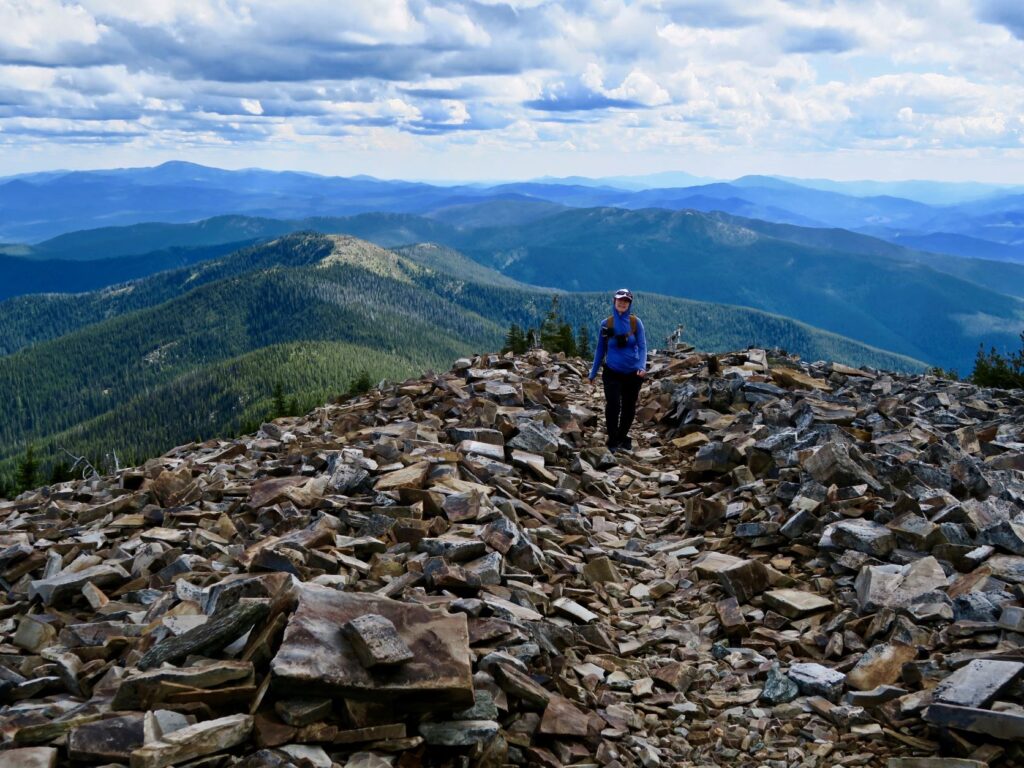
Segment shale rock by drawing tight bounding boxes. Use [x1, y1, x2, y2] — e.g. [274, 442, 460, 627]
[2, 345, 1024, 767]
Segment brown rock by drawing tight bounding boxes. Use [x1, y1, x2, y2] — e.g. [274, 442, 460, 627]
[539, 694, 590, 736]
[343, 614, 415, 668]
[846, 642, 918, 691]
[270, 584, 474, 708]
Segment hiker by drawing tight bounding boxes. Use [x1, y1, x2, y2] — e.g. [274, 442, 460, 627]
[586, 288, 647, 452]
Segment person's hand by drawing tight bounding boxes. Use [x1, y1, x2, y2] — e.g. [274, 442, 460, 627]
[585, 377, 594, 389]
[636, 369, 646, 378]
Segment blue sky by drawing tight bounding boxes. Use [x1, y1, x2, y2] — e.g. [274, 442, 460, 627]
[2, 0, 1024, 181]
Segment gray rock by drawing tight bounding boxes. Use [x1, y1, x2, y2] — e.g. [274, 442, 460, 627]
[508, 420, 559, 456]
[760, 663, 799, 704]
[978, 519, 1024, 555]
[29, 563, 129, 605]
[830, 519, 896, 557]
[788, 662, 846, 701]
[855, 556, 947, 613]
[802, 441, 883, 491]
[418, 720, 500, 746]
[932, 659, 1024, 708]
[345, 614, 418, 668]
[692, 441, 742, 474]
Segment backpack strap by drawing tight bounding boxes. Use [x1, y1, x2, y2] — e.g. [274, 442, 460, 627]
[606, 315, 638, 335]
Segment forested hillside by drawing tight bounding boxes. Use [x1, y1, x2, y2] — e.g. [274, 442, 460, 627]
[0, 233, 924, 492]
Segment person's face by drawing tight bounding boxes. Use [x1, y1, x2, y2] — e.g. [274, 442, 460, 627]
[615, 298, 631, 313]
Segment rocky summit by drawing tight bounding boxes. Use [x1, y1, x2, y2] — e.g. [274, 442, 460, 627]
[1, 344, 1023, 768]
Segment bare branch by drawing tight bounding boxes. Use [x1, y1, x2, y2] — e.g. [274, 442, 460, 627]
[59, 447, 99, 480]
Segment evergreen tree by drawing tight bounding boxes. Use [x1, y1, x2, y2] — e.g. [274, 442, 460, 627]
[0, 474, 11, 500]
[503, 323, 528, 354]
[539, 295, 563, 352]
[577, 325, 591, 358]
[348, 369, 373, 396]
[286, 396, 300, 417]
[526, 328, 538, 349]
[48, 460, 74, 485]
[15, 445, 40, 494]
[970, 334, 1024, 389]
[271, 381, 287, 417]
[556, 322, 577, 356]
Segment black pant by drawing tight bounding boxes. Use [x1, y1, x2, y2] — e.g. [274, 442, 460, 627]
[602, 367, 643, 447]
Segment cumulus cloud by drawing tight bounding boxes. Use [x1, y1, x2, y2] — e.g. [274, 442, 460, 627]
[0, 0, 1022, 178]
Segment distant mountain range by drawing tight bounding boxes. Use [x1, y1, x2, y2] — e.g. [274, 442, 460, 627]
[3, 162, 1023, 266]
[3, 205, 1021, 373]
[0, 232, 922, 479]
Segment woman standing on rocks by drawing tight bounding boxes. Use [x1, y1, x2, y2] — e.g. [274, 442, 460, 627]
[586, 288, 647, 452]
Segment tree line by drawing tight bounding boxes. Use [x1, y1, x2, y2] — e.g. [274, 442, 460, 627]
[502, 295, 592, 357]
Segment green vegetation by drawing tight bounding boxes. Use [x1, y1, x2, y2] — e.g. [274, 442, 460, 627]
[502, 323, 529, 355]
[0, 232, 930, 498]
[449, 207, 1024, 374]
[970, 333, 1024, 389]
[7, 208, 1023, 375]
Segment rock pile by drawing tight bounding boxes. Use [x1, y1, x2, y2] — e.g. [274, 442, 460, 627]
[1, 345, 1023, 768]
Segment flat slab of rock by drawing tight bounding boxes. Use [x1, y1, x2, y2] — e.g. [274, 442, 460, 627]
[69, 715, 145, 762]
[419, 720, 499, 746]
[29, 563, 129, 605]
[924, 702, 1024, 740]
[129, 714, 252, 768]
[113, 660, 254, 710]
[275, 697, 333, 727]
[0, 748, 57, 768]
[932, 659, 1024, 708]
[763, 589, 833, 618]
[374, 462, 429, 491]
[831, 519, 895, 557]
[270, 584, 473, 709]
[540, 694, 590, 736]
[887, 759, 987, 768]
[344, 614, 414, 668]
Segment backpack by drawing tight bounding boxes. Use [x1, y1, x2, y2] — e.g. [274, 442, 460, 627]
[605, 315, 638, 336]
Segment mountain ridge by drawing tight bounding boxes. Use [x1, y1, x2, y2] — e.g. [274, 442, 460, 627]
[0, 232, 926, 480]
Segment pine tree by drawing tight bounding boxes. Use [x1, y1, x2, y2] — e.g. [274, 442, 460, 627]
[348, 370, 373, 396]
[271, 382, 286, 417]
[286, 396, 299, 417]
[577, 325, 591, 358]
[503, 323, 528, 354]
[49, 460, 74, 485]
[526, 328, 538, 349]
[15, 445, 40, 494]
[557, 322, 577, 356]
[539, 295, 562, 352]
[970, 334, 1024, 389]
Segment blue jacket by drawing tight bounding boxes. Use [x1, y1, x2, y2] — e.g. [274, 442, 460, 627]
[589, 301, 647, 379]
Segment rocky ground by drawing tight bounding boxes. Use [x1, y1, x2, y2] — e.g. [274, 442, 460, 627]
[1, 345, 1023, 768]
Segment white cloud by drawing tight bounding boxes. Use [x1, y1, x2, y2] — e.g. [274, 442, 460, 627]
[0, 0, 1023, 180]
[0, 0, 106, 62]
[241, 99, 264, 115]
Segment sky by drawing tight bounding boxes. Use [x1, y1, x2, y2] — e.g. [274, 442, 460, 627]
[2, 0, 1024, 182]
